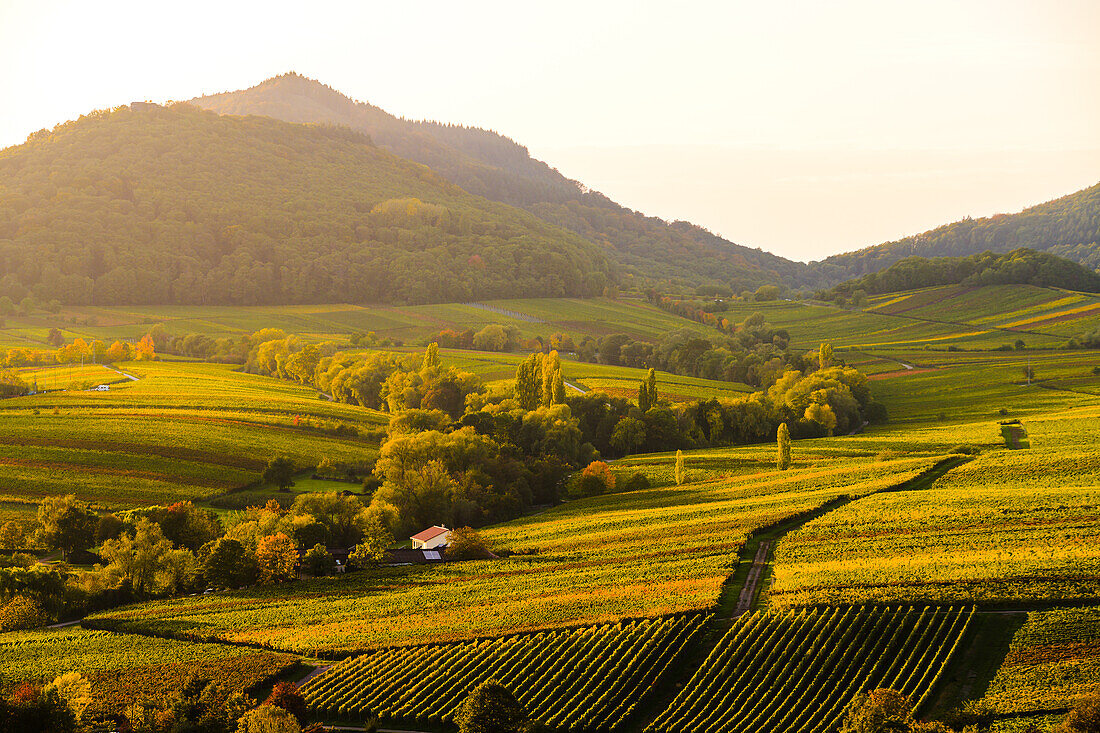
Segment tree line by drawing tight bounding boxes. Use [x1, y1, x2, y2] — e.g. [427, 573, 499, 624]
[818, 248, 1100, 304]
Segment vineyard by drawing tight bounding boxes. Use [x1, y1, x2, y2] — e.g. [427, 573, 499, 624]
[647, 606, 974, 733]
[770, 404, 1100, 607]
[978, 605, 1100, 716]
[303, 614, 707, 730]
[0, 626, 298, 715]
[0, 361, 382, 510]
[88, 453, 937, 653]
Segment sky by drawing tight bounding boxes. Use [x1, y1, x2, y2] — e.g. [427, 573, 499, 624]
[1, 0, 1097, 261]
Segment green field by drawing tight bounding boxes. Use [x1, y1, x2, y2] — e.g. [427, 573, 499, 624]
[0, 360, 383, 514]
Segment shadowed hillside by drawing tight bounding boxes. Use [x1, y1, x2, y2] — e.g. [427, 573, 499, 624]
[192, 73, 813, 292]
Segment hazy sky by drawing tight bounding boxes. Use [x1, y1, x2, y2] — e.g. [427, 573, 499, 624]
[2, 0, 1097, 260]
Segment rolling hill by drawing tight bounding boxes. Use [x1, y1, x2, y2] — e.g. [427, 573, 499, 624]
[0, 103, 614, 305]
[191, 73, 813, 292]
[815, 182, 1100, 282]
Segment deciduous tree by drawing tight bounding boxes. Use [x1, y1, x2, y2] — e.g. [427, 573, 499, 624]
[777, 422, 791, 470]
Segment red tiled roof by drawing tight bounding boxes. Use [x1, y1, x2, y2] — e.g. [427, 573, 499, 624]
[410, 526, 449, 542]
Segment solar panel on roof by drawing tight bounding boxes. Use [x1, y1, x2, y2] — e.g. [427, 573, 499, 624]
[423, 551, 441, 560]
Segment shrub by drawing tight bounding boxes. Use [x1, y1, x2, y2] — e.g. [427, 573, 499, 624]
[264, 682, 307, 726]
[948, 444, 981, 455]
[0, 595, 48, 631]
[445, 527, 492, 561]
[619, 472, 651, 493]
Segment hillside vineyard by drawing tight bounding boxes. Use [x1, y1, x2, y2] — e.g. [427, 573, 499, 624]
[0, 68, 1098, 733]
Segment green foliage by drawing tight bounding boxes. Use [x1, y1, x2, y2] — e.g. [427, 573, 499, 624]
[455, 681, 528, 733]
[777, 422, 791, 470]
[202, 537, 259, 588]
[303, 543, 334, 576]
[0, 103, 614, 305]
[192, 73, 809, 294]
[445, 526, 491, 561]
[33, 494, 97, 560]
[262, 456, 296, 490]
[823, 248, 1100, 301]
[839, 689, 913, 733]
[819, 183, 1100, 281]
[674, 450, 685, 486]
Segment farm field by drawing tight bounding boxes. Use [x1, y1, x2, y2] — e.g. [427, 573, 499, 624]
[977, 606, 1100, 718]
[86, 450, 940, 654]
[0, 626, 298, 716]
[0, 297, 713, 351]
[0, 360, 382, 513]
[303, 614, 707, 730]
[648, 605, 974, 733]
[769, 403, 1100, 608]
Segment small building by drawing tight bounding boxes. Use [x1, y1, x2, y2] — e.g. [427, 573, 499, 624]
[384, 548, 447, 566]
[410, 525, 451, 550]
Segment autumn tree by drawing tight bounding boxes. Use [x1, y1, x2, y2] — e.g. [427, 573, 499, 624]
[675, 449, 685, 486]
[777, 422, 791, 470]
[237, 704, 300, 733]
[256, 533, 299, 583]
[0, 520, 25, 549]
[264, 682, 308, 726]
[839, 689, 912, 733]
[1058, 691, 1100, 733]
[819, 342, 834, 369]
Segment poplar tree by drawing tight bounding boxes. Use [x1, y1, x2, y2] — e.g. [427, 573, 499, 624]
[777, 422, 791, 470]
[422, 342, 440, 371]
[818, 342, 833, 370]
[638, 382, 651, 412]
[646, 368, 658, 407]
[552, 371, 566, 405]
[675, 450, 685, 486]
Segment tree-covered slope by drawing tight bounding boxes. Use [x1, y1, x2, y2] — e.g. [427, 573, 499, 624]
[819, 248, 1100, 302]
[192, 73, 812, 291]
[0, 103, 615, 305]
[813, 182, 1100, 282]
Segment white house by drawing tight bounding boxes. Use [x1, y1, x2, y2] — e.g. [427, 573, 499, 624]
[410, 525, 451, 550]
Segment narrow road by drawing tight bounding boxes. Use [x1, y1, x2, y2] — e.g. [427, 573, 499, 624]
[104, 365, 139, 381]
[298, 664, 333, 686]
[734, 540, 772, 616]
[563, 380, 586, 394]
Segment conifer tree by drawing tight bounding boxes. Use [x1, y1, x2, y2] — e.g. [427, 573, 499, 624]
[777, 422, 791, 470]
[646, 368, 658, 406]
[675, 450, 685, 486]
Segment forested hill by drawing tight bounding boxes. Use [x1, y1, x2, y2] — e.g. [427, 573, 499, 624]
[813, 182, 1100, 283]
[191, 72, 812, 292]
[0, 103, 616, 306]
[819, 248, 1100, 303]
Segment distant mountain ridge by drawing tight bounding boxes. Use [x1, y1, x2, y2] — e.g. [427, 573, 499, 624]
[814, 182, 1100, 282]
[191, 73, 813, 292]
